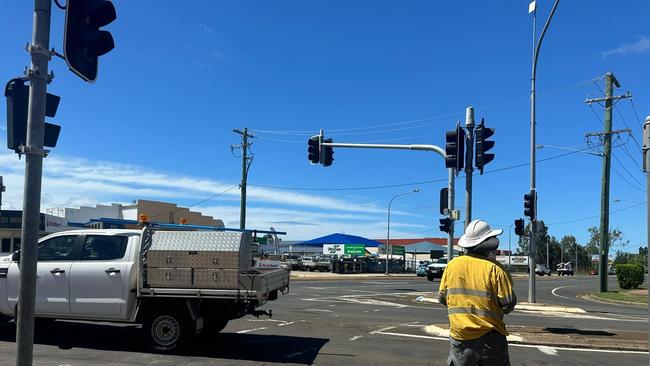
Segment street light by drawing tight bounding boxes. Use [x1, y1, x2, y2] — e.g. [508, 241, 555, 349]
[528, 0, 560, 303]
[386, 188, 420, 275]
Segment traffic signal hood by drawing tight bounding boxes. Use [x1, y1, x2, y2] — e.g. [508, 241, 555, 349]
[64, 0, 117, 82]
[321, 138, 334, 167]
[514, 218, 525, 236]
[445, 124, 465, 172]
[307, 135, 320, 164]
[5, 80, 61, 152]
[475, 118, 495, 174]
[523, 191, 536, 220]
[439, 217, 452, 234]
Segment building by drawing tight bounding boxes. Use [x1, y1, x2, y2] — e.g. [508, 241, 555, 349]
[0, 199, 224, 255]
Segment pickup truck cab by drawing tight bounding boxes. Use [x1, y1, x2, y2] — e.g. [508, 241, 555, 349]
[0, 228, 290, 352]
[426, 257, 448, 281]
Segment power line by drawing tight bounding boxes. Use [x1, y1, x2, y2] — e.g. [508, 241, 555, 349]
[546, 202, 644, 226]
[253, 77, 599, 137]
[629, 98, 644, 128]
[148, 185, 239, 220]
[613, 105, 643, 150]
[610, 160, 645, 192]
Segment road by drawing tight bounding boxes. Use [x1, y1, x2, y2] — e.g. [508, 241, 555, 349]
[0, 275, 646, 365]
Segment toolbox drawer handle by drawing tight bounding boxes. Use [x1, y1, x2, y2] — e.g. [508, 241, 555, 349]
[165, 256, 172, 264]
[212, 273, 219, 281]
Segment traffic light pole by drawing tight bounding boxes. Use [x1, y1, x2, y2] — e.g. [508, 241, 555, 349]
[16, 0, 52, 365]
[447, 168, 455, 260]
[642, 115, 650, 362]
[464, 107, 475, 230]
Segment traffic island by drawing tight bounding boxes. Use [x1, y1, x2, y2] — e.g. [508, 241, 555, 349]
[584, 288, 648, 307]
[424, 324, 649, 352]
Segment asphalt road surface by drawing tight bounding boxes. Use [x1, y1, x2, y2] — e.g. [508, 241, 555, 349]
[0, 275, 646, 365]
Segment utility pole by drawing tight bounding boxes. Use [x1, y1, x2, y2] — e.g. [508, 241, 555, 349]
[16, 0, 52, 365]
[585, 73, 631, 292]
[464, 107, 475, 229]
[642, 115, 650, 361]
[232, 128, 254, 230]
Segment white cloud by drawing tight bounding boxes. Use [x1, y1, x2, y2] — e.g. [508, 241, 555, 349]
[199, 24, 214, 34]
[603, 35, 650, 58]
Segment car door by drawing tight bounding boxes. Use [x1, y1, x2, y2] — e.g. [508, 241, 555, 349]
[7, 234, 80, 316]
[69, 234, 129, 318]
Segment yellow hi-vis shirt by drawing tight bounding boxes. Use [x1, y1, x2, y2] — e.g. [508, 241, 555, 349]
[438, 254, 516, 341]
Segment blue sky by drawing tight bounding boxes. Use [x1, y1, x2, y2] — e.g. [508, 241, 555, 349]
[1, 1, 649, 253]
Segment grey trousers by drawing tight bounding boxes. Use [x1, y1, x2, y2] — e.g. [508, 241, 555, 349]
[447, 330, 510, 366]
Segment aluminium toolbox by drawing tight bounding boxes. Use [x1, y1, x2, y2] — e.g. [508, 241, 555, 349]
[193, 268, 240, 289]
[147, 267, 193, 287]
[145, 230, 254, 270]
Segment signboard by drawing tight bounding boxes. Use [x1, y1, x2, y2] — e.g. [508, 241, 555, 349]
[254, 260, 282, 269]
[323, 244, 344, 255]
[391, 245, 405, 256]
[496, 255, 529, 266]
[44, 214, 68, 233]
[0, 210, 45, 230]
[344, 244, 366, 255]
[591, 254, 599, 264]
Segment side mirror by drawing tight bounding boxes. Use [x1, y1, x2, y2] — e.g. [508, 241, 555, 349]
[12, 250, 20, 262]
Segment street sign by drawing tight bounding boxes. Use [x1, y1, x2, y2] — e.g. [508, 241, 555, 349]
[344, 244, 365, 255]
[591, 254, 599, 264]
[496, 255, 529, 266]
[391, 245, 405, 256]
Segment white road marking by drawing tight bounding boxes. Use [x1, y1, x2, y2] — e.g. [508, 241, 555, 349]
[236, 327, 268, 334]
[306, 287, 328, 290]
[551, 285, 579, 301]
[247, 318, 284, 322]
[537, 346, 558, 356]
[304, 308, 334, 313]
[286, 351, 305, 358]
[349, 335, 364, 341]
[278, 321, 297, 327]
[371, 329, 648, 355]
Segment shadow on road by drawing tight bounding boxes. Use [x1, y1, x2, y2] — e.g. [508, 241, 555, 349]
[0, 320, 328, 364]
[543, 327, 617, 337]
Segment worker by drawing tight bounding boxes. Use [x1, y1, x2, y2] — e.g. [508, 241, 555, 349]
[438, 219, 516, 366]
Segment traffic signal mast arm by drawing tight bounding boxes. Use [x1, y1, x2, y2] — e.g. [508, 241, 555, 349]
[318, 141, 446, 159]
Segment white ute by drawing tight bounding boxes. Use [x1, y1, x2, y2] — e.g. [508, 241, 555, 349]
[0, 227, 290, 352]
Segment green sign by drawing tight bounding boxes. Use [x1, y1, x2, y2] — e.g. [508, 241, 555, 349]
[344, 244, 366, 255]
[391, 245, 405, 256]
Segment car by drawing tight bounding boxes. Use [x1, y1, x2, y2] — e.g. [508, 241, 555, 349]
[607, 266, 616, 275]
[589, 268, 598, 275]
[426, 257, 448, 281]
[535, 264, 551, 276]
[416, 264, 428, 277]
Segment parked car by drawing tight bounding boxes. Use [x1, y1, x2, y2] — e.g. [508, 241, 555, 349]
[416, 264, 428, 277]
[535, 264, 551, 276]
[589, 268, 598, 275]
[607, 266, 616, 275]
[426, 257, 448, 281]
[301, 256, 316, 271]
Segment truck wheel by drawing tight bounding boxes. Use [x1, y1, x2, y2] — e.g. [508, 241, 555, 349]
[426, 273, 434, 281]
[142, 308, 194, 353]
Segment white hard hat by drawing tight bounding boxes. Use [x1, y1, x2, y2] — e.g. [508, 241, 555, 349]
[458, 220, 503, 248]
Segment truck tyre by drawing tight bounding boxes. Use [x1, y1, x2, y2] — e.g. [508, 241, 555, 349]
[142, 307, 194, 353]
[426, 273, 434, 281]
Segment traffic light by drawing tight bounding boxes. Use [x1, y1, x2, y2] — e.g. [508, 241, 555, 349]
[445, 123, 465, 172]
[439, 217, 452, 234]
[524, 190, 536, 220]
[439, 188, 448, 215]
[64, 0, 117, 82]
[514, 218, 525, 236]
[475, 118, 495, 174]
[307, 135, 321, 164]
[321, 138, 334, 167]
[5, 80, 61, 152]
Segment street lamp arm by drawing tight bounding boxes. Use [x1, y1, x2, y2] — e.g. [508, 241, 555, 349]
[532, 0, 560, 80]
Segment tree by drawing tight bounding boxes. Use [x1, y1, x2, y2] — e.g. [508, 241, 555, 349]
[516, 220, 549, 263]
[585, 226, 628, 257]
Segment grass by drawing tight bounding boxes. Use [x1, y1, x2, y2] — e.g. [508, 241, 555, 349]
[593, 289, 648, 304]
